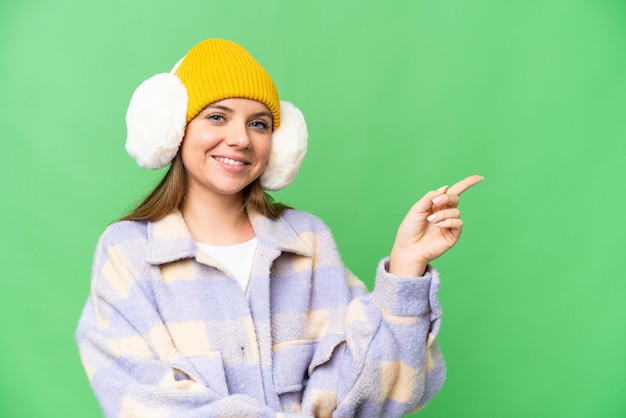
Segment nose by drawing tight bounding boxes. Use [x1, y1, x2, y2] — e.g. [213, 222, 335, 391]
[225, 121, 251, 149]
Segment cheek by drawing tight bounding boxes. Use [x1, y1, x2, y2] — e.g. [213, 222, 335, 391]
[180, 140, 206, 171]
[179, 136, 195, 165]
[258, 138, 273, 166]
[181, 126, 216, 160]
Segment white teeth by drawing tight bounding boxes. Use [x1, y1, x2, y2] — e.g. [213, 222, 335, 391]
[214, 157, 246, 166]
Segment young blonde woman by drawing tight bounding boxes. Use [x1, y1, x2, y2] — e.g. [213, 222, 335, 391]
[76, 39, 482, 418]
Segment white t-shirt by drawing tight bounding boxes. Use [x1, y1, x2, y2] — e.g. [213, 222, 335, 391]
[196, 238, 258, 295]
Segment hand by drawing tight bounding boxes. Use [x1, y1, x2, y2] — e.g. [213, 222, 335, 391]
[389, 175, 483, 277]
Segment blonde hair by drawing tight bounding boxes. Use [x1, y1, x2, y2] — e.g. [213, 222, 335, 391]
[121, 152, 288, 222]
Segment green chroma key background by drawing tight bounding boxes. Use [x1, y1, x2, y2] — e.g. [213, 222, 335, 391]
[1, 0, 625, 416]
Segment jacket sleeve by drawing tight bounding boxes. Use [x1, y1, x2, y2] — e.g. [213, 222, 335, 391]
[76, 229, 307, 418]
[299, 224, 445, 418]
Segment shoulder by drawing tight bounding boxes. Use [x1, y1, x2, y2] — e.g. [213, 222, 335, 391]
[90, 220, 153, 275]
[278, 209, 341, 255]
[279, 208, 332, 234]
[95, 219, 150, 254]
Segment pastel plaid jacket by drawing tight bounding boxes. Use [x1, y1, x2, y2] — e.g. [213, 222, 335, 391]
[76, 209, 445, 417]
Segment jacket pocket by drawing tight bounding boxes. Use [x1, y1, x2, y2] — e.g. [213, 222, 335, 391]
[307, 332, 345, 376]
[272, 333, 346, 395]
[273, 335, 346, 414]
[272, 340, 317, 395]
[168, 349, 229, 398]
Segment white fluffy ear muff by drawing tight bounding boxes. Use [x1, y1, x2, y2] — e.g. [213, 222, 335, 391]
[261, 101, 308, 191]
[125, 69, 188, 169]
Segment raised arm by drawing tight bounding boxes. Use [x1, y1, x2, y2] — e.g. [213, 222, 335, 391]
[299, 176, 482, 417]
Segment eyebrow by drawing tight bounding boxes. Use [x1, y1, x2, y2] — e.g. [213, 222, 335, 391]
[207, 104, 233, 112]
[252, 111, 272, 119]
[207, 104, 272, 119]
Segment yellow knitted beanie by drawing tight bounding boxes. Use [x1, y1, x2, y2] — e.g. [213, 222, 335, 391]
[175, 39, 281, 129]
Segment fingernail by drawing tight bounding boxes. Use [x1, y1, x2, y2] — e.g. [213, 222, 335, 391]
[432, 196, 443, 204]
[437, 185, 448, 192]
[435, 221, 446, 227]
[427, 214, 437, 222]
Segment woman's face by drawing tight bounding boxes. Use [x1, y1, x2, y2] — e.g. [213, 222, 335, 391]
[181, 98, 273, 199]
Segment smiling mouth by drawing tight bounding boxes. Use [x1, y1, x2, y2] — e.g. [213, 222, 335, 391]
[214, 156, 248, 166]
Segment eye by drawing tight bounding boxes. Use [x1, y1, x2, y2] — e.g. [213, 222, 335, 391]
[205, 113, 226, 123]
[249, 120, 270, 131]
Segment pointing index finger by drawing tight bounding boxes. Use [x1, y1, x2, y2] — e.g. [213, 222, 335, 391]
[447, 175, 484, 196]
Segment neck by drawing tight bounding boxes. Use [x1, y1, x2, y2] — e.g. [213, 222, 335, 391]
[181, 187, 254, 245]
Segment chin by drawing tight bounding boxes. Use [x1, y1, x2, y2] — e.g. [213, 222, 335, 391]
[213, 183, 249, 196]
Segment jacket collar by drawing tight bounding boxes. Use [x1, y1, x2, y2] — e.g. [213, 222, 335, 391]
[145, 209, 312, 265]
